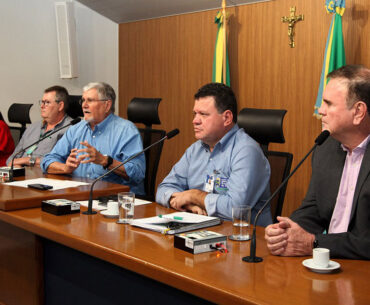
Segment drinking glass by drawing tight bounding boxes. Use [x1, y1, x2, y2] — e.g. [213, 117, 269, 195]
[229, 206, 251, 241]
[117, 192, 135, 224]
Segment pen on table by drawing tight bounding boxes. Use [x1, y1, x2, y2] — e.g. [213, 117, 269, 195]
[158, 214, 183, 220]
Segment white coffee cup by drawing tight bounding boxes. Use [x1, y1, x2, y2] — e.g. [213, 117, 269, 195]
[106, 201, 119, 215]
[313, 248, 330, 268]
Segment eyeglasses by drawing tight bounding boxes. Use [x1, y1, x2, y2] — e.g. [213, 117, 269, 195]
[39, 100, 57, 107]
[79, 98, 108, 105]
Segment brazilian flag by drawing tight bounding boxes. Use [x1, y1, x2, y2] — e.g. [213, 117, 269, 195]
[314, 0, 346, 116]
[212, 9, 230, 86]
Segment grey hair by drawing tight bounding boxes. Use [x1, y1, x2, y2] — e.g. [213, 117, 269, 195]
[327, 65, 370, 112]
[83, 82, 116, 113]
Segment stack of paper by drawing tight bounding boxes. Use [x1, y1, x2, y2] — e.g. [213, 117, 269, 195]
[131, 212, 222, 234]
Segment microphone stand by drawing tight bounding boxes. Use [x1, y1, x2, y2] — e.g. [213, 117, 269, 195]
[83, 129, 179, 215]
[242, 130, 330, 263]
[8, 117, 81, 182]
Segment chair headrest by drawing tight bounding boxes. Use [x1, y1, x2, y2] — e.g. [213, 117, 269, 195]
[127, 98, 162, 127]
[67, 95, 83, 119]
[8, 103, 33, 124]
[237, 108, 287, 146]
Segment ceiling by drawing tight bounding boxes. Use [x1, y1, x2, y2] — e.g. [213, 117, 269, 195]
[75, 0, 270, 23]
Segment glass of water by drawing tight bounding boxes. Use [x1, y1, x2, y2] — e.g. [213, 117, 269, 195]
[117, 192, 135, 224]
[229, 206, 251, 241]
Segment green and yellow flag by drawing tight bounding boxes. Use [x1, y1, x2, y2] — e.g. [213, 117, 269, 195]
[314, 0, 346, 116]
[212, 0, 230, 86]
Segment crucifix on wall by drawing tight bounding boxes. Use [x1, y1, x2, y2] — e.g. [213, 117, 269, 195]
[282, 6, 304, 48]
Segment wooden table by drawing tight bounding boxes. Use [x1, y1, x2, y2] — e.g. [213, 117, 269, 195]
[0, 203, 369, 305]
[0, 167, 128, 211]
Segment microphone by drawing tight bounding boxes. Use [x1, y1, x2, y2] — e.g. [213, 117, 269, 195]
[242, 130, 330, 263]
[6, 117, 81, 182]
[83, 128, 180, 215]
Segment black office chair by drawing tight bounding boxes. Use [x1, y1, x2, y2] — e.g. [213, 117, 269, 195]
[127, 97, 166, 201]
[237, 108, 293, 223]
[7, 103, 33, 146]
[66, 95, 83, 119]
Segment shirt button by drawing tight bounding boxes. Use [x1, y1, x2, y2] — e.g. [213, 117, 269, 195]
[93, 135, 96, 138]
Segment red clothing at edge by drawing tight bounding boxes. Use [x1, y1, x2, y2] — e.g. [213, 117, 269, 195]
[0, 120, 15, 166]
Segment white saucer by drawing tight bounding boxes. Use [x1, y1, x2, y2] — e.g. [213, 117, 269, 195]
[100, 210, 119, 219]
[302, 258, 341, 274]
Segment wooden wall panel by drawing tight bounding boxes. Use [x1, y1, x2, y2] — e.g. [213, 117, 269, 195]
[0, 221, 43, 305]
[119, 0, 370, 217]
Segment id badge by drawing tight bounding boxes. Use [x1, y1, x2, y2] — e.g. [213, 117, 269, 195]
[204, 175, 215, 193]
[26, 144, 37, 156]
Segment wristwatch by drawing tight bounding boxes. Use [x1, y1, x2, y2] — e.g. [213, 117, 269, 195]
[313, 238, 319, 249]
[29, 157, 36, 167]
[103, 155, 113, 169]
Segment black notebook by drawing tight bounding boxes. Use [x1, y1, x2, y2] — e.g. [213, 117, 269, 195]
[130, 212, 222, 235]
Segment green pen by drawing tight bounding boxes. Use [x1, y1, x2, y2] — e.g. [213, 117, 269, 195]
[158, 214, 183, 220]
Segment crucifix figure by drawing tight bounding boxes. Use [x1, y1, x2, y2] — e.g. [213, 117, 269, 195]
[282, 7, 304, 48]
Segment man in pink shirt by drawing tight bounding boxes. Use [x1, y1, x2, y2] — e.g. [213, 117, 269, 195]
[265, 65, 370, 259]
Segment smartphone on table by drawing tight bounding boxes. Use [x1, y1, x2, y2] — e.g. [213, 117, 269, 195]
[27, 183, 53, 190]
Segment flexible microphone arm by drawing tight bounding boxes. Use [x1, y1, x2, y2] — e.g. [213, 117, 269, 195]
[83, 128, 180, 215]
[8, 117, 81, 182]
[242, 130, 330, 263]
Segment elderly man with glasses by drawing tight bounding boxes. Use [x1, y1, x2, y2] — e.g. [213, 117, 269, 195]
[7, 85, 72, 167]
[41, 82, 145, 195]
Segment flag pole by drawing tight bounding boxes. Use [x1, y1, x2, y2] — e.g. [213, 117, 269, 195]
[222, 0, 227, 84]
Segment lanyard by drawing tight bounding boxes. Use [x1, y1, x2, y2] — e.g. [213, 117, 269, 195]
[26, 125, 53, 156]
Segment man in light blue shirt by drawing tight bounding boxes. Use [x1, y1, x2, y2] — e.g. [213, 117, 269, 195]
[41, 82, 145, 195]
[156, 83, 272, 226]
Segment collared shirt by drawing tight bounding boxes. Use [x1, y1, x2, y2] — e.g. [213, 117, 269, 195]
[6, 115, 73, 164]
[41, 113, 145, 195]
[156, 125, 272, 226]
[328, 135, 370, 233]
